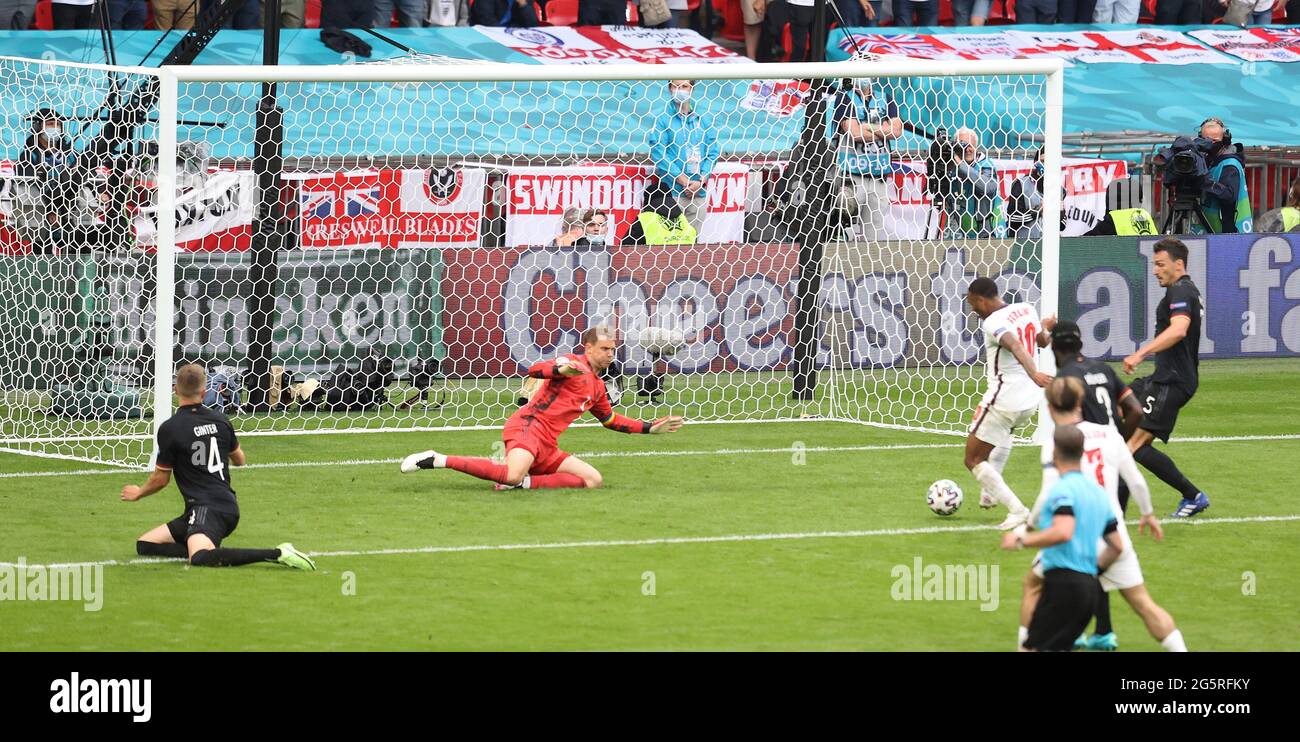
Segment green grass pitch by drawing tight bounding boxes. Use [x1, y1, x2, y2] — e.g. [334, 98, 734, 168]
[1, 358, 1298, 651]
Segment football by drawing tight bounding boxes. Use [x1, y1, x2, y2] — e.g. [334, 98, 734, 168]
[927, 479, 963, 516]
[639, 326, 686, 357]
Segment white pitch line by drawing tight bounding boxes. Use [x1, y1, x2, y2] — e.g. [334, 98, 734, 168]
[3, 433, 1299, 480]
[2, 514, 1297, 570]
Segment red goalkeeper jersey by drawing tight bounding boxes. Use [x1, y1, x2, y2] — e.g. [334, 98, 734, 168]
[505, 353, 648, 444]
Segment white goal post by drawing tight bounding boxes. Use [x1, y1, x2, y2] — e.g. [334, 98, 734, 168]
[0, 56, 1062, 469]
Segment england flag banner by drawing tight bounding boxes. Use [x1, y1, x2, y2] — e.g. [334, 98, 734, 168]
[475, 25, 744, 65]
[503, 163, 753, 246]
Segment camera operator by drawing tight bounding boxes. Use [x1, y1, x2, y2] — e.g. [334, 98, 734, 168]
[946, 127, 1005, 239]
[830, 76, 902, 241]
[1006, 147, 1068, 239]
[13, 108, 80, 254]
[1197, 117, 1251, 233]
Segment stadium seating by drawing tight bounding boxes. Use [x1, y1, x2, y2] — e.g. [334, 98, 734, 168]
[543, 0, 579, 25]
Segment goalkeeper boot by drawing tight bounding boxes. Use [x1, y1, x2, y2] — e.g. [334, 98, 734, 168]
[276, 543, 317, 571]
[1085, 632, 1119, 652]
[401, 450, 445, 473]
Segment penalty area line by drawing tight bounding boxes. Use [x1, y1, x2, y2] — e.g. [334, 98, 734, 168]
[3, 433, 1297, 480]
[4, 514, 1297, 570]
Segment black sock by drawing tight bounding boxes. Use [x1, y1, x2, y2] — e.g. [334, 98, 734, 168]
[136, 541, 188, 558]
[190, 547, 281, 567]
[1133, 445, 1201, 500]
[1117, 481, 1130, 515]
[1094, 585, 1113, 635]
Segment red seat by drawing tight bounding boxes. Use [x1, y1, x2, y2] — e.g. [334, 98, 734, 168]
[35, 0, 52, 30]
[545, 0, 579, 25]
[626, 0, 639, 23]
[720, 0, 745, 41]
[306, 0, 321, 28]
[939, 0, 953, 24]
[988, 0, 1015, 23]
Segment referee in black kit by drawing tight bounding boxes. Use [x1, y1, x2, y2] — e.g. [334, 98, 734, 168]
[1122, 237, 1210, 518]
[122, 364, 317, 570]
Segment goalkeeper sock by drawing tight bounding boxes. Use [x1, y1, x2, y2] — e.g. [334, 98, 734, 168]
[446, 456, 509, 484]
[972, 461, 1027, 513]
[1160, 629, 1188, 652]
[1133, 445, 1200, 500]
[189, 547, 280, 567]
[525, 473, 587, 489]
[136, 541, 188, 559]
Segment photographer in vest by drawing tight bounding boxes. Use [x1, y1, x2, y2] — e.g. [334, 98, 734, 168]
[829, 75, 902, 241]
[1198, 117, 1252, 234]
[626, 184, 697, 246]
[1255, 178, 1300, 234]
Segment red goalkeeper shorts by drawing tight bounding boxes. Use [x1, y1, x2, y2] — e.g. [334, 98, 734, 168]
[502, 426, 570, 475]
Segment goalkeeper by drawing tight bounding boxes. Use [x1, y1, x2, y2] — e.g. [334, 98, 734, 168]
[401, 326, 684, 490]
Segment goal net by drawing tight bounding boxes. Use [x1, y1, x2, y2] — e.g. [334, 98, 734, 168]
[0, 55, 1061, 469]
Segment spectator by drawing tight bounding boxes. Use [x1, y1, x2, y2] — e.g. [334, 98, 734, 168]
[574, 209, 612, 246]
[1290, 0, 1299, 23]
[375, 0, 426, 25]
[626, 186, 697, 246]
[1015, 0, 1057, 21]
[949, 127, 1005, 238]
[1058, 0, 1095, 20]
[1254, 178, 1300, 233]
[579, 0, 627, 24]
[1085, 176, 1157, 236]
[282, 0, 306, 27]
[1199, 116, 1251, 233]
[830, 76, 902, 241]
[836, 0, 879, 25]
[470, 0, 538, 25]
[1, 0, 36, 29]
[952, 0, 989, 24]
[648, 79, 717, 235]
[899, 0, 940, 24]
[1092, 0, 1140, 22]
[107, 0, 147, 28]
[549, 207, 586, 247]
[783, 0, 816, 62]
[154, 0, 196, 30]
[1248, 0, 1277, 23]
[52, 0, 95, 28]
[1007, 149, 1046, 240]
[426, 0, 469, 25]
[740, 0, 766, 60]
[226, 0, 262, 29]
[636, 0, 674, 27]
[1154, 0, 1199, 22]
[13, 109, 79, 254]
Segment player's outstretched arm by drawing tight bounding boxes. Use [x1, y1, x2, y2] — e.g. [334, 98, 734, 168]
[1123, 315, 1190, 374]
[121, 469, 171, 502]
[527, 356, 585, 379]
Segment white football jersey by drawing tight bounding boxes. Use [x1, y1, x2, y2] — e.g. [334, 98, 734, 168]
[1034, 420, 1154, 548]
[980, 302, 1044, 412]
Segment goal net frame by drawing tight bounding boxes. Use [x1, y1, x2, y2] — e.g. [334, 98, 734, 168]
[1, 57, 1063, 469]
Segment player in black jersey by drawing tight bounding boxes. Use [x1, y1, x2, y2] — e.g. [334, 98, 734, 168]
[1051, 320, 1150, 651]
[1051, 321, 1145, 442]
[121, 364, 316, 570]
[1122, 238, 1210, 519]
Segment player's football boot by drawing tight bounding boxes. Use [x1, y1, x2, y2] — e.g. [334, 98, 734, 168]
[1169, 492, 1210, 518]
[494, 481, 522, 491]
[400, 450, 441, 473]
[1073, 633, 1087, 651]
[1085, 632, 1119, 651]
[979, 490, 998, 509]
[997, 510, 1030, 530]
[276, 543, 317, 571]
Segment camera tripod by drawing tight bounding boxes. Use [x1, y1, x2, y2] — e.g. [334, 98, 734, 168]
[1162, 192, 1213, 235]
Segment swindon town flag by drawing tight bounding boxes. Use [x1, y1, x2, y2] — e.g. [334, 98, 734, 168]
[298, 168, 485, 248]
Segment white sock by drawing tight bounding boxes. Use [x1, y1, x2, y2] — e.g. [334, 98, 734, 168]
[433, 452, 447, 468]
[1160, 629, 1188, 652]
[981, 444, 1012, 501]
[1018, 625, 1028, 650]
[520, 475, 532, 490]
[972, 461, 1027, 513]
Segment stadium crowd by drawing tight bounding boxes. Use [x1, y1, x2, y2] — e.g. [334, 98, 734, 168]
[4, 0, 1296, 45]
